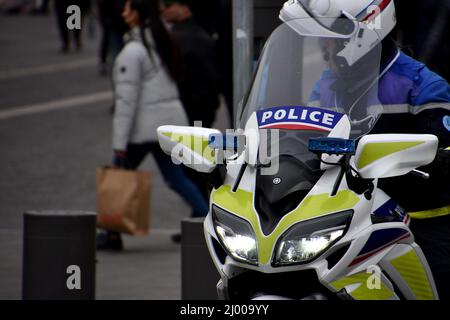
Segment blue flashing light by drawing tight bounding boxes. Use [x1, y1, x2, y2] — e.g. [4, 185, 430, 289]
[209, 133, 241, 150]
[308, 138, 356, 155]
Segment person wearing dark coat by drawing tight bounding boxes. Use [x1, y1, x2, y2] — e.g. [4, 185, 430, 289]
[96, 0, 128, 73]
[161, 1, 221, 239]
[162, 0, 220, 129]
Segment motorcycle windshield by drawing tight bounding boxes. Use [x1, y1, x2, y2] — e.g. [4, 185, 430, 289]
[238, 18, 385, 146]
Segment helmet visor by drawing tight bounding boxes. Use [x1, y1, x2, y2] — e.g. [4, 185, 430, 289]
[281, 0, 357, 38]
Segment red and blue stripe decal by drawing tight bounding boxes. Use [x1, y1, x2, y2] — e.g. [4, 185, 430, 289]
[356, 0, 392, 22]
[373, 199, 407, 221]
[349, 228, 411, 266]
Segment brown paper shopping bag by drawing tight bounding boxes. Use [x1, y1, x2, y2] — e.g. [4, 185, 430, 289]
[96, 167, 151, 235]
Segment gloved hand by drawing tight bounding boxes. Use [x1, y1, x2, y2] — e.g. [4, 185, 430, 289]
[113, 150, 128, 168]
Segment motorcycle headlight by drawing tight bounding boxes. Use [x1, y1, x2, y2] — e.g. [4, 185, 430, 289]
[212, 205, 258, 265]
[274, 210, 353, 267]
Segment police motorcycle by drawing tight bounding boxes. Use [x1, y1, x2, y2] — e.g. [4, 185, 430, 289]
[157, 2, 440, 300]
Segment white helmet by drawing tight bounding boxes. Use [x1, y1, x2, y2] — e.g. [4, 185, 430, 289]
[280, 0, 397, 66]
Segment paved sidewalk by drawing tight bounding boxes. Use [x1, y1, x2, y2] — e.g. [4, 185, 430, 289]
[0, 228, 182, 300]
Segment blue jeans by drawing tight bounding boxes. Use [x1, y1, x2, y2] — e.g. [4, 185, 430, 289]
[115, 142, 209, 217]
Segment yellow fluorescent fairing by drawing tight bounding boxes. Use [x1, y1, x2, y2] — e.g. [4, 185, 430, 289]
[163, 132, 216, 163]
[211, 185, 360, 265]
[390, 249, 435, 300]
[330, 272, 395, 300]
[356, 141, 424, 169]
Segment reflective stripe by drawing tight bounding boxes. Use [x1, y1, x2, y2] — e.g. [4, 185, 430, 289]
[367, 102, 450, 116]
[163, 132, 216, 163]
[390, 249, 435, 300]
[356, 141, 424, 169]
[331, 272, 394, 300]
[408, 205, 450, 219]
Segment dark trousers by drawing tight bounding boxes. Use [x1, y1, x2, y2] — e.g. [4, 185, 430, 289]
[39, 0, 50, 12]
[410, 215, 450, 299]
[54, 0, 86, 50]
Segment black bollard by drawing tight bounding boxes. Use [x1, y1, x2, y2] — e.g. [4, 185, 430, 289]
[22, 211, 96, 300]
[181, 218, 220, 300]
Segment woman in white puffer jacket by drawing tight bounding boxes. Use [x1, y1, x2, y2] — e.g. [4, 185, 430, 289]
[98, 0, 209, 250]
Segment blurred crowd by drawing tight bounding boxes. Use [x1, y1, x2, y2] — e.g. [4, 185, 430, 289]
[2, 0, 447, 97]
[0, 0, 50, 14]
[0, 0, 233, 119]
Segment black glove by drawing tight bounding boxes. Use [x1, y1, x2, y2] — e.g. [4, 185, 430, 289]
[435, 147, 450, 177]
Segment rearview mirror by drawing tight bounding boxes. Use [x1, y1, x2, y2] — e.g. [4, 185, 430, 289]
[157, 126, 221, 173]
[354, 134, 438, 179]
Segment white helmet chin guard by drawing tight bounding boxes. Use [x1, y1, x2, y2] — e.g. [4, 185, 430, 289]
[280, 0, 397, 66]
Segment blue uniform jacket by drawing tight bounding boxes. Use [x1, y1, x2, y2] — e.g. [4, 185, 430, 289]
[311, 51, 450, 211]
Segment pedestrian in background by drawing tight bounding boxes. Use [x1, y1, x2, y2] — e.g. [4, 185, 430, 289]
[177, 0, 234, 125]
[96, 0, 127, 75]
[31, 0, 49, 14]
[162, 0, 220, 129]
[161, 0, 221, 223]
[3, 0, 32, 13]
[39, 0, 49, 13]
[54, 0, 91, 53]
[97, 0, 209, 250]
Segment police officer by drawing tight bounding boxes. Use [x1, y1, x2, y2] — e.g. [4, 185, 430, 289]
[280, 0, 450, 299]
